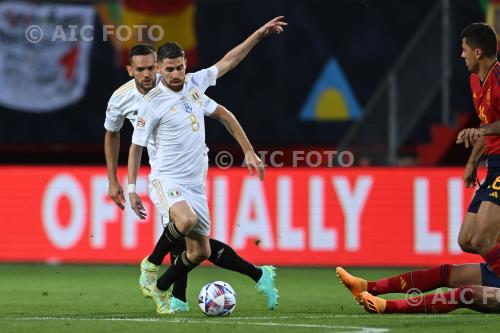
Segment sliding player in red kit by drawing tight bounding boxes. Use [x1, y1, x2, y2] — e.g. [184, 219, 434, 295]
[337, 264, 500, 314]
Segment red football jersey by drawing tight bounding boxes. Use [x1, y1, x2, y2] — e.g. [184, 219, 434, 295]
[470, 61, 500, 155]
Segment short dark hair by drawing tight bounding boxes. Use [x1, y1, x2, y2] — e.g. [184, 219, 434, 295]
[461, 22, 498, 58]
[128, 44, 156, 64]
[157, 42, 185, 62]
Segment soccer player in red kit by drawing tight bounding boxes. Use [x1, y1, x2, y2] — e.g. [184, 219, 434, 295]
[337, 265, 500, 314]
[455, 23, 500, 278]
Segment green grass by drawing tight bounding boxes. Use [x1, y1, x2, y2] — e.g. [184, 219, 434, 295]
[0, 264, 498, 333]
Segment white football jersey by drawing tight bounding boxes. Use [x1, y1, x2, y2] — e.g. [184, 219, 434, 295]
[132, 66, 218, 185]
[103, 74, 162, 175]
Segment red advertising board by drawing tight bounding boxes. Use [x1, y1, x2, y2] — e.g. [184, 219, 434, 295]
[0, 166, 483, 266]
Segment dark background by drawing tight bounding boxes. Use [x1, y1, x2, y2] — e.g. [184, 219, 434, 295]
[0, 0, 485, 164]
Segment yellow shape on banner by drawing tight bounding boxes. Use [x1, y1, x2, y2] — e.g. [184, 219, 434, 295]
[315, 88, 349, 120]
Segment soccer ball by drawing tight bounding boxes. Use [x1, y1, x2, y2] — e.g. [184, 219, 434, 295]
[198, 281, 236, 316]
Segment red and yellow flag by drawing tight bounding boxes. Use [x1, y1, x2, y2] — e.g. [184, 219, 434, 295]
[96, 0, 197, 68]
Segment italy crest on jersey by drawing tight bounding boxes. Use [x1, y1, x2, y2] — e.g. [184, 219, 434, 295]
[181, 99, 192, 113]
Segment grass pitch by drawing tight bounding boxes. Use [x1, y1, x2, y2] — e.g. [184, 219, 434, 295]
[0, 264, 498, 333]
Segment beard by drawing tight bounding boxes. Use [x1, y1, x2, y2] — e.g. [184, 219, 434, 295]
[166, 79, 183, 92]
[143, 79, 154, 86]
[139, 79, 154, 93]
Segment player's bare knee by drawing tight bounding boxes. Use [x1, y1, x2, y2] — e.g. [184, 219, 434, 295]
[470, 234, 496, 255]
[458, 232, 476, 253]
[458, 213, 477, 252]
[458, 237, 475, 253]
[171, 212, 198, 234]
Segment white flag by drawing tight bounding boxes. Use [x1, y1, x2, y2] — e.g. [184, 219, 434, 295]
[0, 2, 95, 113]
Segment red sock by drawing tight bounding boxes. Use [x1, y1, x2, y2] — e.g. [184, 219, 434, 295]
[483, 244, 500, 276]
[384, 287, 472, 314]
[367, 264, 452, 295]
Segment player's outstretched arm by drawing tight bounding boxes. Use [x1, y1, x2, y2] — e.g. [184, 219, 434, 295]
[215, 16, 287, 79]
[210, 105, 264, 180]
[104, 130, 125, 209]
[127, 143, 147, 219]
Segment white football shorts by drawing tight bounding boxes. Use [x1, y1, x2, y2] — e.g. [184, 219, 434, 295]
[148, 178, 210, 236]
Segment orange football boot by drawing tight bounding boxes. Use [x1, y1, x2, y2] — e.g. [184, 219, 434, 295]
[360, 291, 387, 314]
[336, 267, 367, 302]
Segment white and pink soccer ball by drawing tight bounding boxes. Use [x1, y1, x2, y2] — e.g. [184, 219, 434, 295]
[198, 281, 236, 316]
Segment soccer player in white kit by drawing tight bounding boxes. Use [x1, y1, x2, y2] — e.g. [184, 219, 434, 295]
[105, 38, 283, 313]
[104, 45, 158, 209]
[126, 17, 287, 314]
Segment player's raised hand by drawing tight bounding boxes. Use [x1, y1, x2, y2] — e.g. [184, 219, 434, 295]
[258, 16, 287, 38]
[108, 180, 125, 210]
[456, 128, 483, 148]
[129, 192, 147, 220]
[245, 150, 265, 180]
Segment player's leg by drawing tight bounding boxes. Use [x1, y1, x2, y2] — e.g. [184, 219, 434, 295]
[157, 232, 208, 278]
[139, 183, 192, 298]
[336, 267, 367, 301]
[339, 263, 498, 301]
[167, 186, 213, 312]
[208, 238, 279, 310]
[157, 185, 210, 312]
[149, 182, 195, 260]
[472, 201, 500, 276]
[146, 199, 200, 314]
[466, 286, 500, 313]
[156, 232, 209, 293]
[458, 178, 489, 254]
[149, 233, 208, 314]
[147, 200, 198, 272]
[458, 212, 478, 254]
[168, 242, 190, 313]
[361, 285, 500, 314]
[139, 224, 186, 297]
[207, 238, 262, 282]
[360, 287, 471, 314]
[337, 265, 453, 300]
[139, 220, 181, 292]
[449, 264, 482, 287]
[151, 183, 213, 313]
